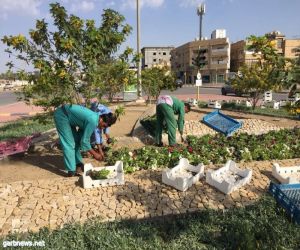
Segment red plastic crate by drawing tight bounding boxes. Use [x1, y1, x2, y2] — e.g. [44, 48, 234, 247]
[0, 133, 40, 160]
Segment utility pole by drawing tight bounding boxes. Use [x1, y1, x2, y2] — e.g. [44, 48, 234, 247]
[136, 0, 143, 100]
[197, 3, 205, 40]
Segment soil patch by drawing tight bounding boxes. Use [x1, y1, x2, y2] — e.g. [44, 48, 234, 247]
[0, 105, 298, 184]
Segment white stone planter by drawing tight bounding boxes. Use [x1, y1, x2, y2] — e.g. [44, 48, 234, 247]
[273, 101, 280, 110]
[206, 160, 252, 194]
[82, 161, 125, 189]
[187, 98, 198, 106]
[208, 100, 222, 109]
[162, 158, 205, 191]
[272, 163, 300, 184]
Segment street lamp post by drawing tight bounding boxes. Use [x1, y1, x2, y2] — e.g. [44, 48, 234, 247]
[136, 0, 142, 99]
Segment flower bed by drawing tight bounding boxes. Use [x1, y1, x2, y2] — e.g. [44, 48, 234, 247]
[106, 128, 300, 174]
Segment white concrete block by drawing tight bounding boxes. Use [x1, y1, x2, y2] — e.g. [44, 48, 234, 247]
[206, 160, 252, 194]
[187, 98, 198, 106]
[82, 161, 125, 189]
[263, 91, 272, 102]
[208, 100, 222, 109]
[272, 163, 300, 184]
[162, 158, 205, 192]
[245, 100, 253, 107]
[279, 100, 287, 107]
[273, 101, 280, 109]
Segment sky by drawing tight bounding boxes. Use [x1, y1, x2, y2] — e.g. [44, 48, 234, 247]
[0, 0, 300, 73]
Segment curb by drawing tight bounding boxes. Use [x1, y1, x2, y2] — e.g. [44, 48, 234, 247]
[0, 112, 43, 117]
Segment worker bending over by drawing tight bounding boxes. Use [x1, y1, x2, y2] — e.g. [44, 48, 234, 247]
[155, 95, 191, 147]
[90, 102, 114, 157]
[54, 104, 117, 177]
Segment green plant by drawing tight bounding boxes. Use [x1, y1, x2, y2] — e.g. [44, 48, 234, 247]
[141, 66, 176, 102]
[0, 116, 54, 141]
[1, 196, 300, 249]
[105, 128, 300, 174]
[232, 35, 290, 109]
[221, 101, 296, 118]
[197, 101, 208, 108]
[2, 3, 133, 110]
[115, 106, 125, 121]
[90, 169, 110, 180]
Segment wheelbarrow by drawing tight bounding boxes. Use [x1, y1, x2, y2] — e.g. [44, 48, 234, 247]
[0, 133, 41, 160]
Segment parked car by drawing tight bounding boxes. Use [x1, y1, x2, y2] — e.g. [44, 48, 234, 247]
[176, 79, 183, 88]
[221, 81, 246, 96]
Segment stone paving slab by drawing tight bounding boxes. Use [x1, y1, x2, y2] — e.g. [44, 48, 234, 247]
[1, 158, 299, 236]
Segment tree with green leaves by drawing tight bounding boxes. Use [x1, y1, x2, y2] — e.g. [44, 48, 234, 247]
[141, 66, 176, 102]
[285, 50, 300, 116]
[232, 35, 290, 109]
[97, 59, 135, 102]
[2, 3, 132, 110]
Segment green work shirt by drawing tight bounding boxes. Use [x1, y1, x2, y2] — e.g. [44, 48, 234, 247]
[64, 104, 99, 151]
[171, 96, 185, 133]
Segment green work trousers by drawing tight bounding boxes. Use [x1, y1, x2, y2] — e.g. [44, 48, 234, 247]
[156, 103, 177, 146]
[54, 107, 83, 172]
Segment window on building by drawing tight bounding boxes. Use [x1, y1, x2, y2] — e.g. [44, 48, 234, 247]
[218, 74, 224, 83]
[277, 39, 283, 49]
[163, 52, 166, 55]
[153, 59, 157, 62]
[153, 52, 156, 55]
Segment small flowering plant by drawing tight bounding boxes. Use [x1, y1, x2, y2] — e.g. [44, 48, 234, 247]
[105, 128, 300, 174]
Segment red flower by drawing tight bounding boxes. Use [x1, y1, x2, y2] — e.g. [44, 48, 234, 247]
[168, 147, 174, 153]
[187, 146, 193, 153]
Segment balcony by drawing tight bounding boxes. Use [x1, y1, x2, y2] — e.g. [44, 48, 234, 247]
[211, 48, 229, 56]
[210, 62, 229, 69]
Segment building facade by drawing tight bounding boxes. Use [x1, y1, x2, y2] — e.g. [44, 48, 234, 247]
[141, 46, 174, 69]
[170, 36, 230, 84]
[231, 31, 300, 72]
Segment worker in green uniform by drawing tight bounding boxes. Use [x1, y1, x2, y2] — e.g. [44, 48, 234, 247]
[155, 95, 191, 147]
[54, 104, 117, 177]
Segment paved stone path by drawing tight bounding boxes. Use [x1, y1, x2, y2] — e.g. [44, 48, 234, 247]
[1, 158, 299, 236]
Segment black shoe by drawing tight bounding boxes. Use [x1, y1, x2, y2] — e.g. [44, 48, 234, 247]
[76, 163, 84, 172]
[155, 142, 164, 147]
[67, 171, 76, 177]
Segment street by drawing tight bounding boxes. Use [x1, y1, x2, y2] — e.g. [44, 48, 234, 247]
[0, 91, 19, 106]
[161, 85, 289, 101]
[0, 86, 289, 107]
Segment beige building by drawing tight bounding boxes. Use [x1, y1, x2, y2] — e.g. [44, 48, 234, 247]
[284, 39, 300, 59]
[231, 31, 300, 72]
[170, 37, 230, 84]
[141, 46, 174, 69]
[230, 40, 260, 72]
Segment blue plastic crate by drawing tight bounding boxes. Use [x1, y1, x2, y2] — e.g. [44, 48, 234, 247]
[269, 182, 300, 224]
[202, 109, 243, 136]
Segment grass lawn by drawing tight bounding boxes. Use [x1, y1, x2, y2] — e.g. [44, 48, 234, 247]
[0, 116, 55, 141]
[1, 195, 300, 249]
[220, 102, 297, 119]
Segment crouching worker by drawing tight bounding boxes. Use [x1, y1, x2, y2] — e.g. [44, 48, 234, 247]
[155, 95, 191, 147]
[90, 102, 116, 157]
[54, 104, 117, 177]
